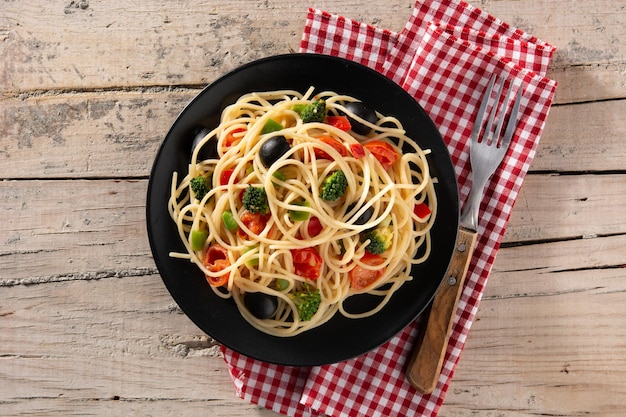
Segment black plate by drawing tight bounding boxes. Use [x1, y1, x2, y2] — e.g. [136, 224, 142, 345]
[146, 54, 459, 366]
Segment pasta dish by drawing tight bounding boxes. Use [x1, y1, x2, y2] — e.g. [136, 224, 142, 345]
[168, 88, 436, 337]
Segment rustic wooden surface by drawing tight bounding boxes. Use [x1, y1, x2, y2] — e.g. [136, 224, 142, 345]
[1, 1, 625, 416]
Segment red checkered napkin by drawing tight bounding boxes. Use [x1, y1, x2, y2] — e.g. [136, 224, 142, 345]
[221, 2, 557, 416]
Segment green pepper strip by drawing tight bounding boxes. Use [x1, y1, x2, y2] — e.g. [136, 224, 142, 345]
[190, 229, 208, 251]
[261, 119, 283, 134]
[289, 200, 311, 221]
[222, 210, 239, 231]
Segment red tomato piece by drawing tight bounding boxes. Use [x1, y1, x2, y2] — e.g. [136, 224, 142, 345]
[314, 136, 348, 160]
[238, 211, 268, 237]
[307, 216, 323, 237]
[222, 127, 246, 147]
[326, 115, 352, 131]
[203, 244, 231, 287]
[364, 140, 400, 170]
[413, 202, 432, 219]
[219, 168, 235, 186]
[349, 143, 366, 159]
[291, 247, 323, 280]
[349, 252, 386, 291]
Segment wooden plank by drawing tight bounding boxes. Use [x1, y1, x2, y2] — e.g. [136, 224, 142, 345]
[0, 274, 277, 417]
[441, 238, 626, 417]
[482, 0, 626, 104]
[2, 94, 625, 179]
[503, 173, 626, 243]
[532, 99, 626, 172]
[0, 0, 624, 104]
[1, 173, 624, 282]
[490, 233, 626, 295]
[0, 179, 154, 284]
[0, 1, 411, 93]
[0, 91, 194, 179]
[2, 236, 624, 416]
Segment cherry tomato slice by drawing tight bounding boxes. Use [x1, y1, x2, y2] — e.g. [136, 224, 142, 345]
[222, 127, 247, 148]
[364, 140, 400, 170]
[238, 211, 268, 238]
[291, 247, 323, 280]
[307, 216, 323, 237]
[413, 202, 432, 219]
[349, 252, 386, 291]
[325, 115, 352, 131]
[314, 136, 348, 160]
[203, 244, 231, 287]
[219, 168, 235, 186]
[349, 143, 366, 159]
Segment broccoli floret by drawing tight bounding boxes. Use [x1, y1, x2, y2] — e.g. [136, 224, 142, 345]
[320, 170, 348, 201]
[190, 176, 210, 200]
[295, 100, 326, 123]
[362, 216, 393, 254]
[242, 185, 269, 214]
[289, 286, 321, 321]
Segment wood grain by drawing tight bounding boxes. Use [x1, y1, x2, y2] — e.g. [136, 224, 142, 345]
[407, 228, 478, 394]
[2, 96, 625, 179]
[1, 0, 625, 416]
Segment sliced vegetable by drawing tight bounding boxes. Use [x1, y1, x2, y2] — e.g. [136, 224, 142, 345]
[291, 247, 323, 280]
[364, 140, 400, 170]
[314, 136, 348, 160]
[245, 292, 278, 319]
[261, 118, 283, 134]
[289, 200, 311, 222]
[326, 115, 351, 131]
[221, 210, 239, 231]
[346, 202, 374, 225]
[239, 211, 268, 237]
[219, 168, 235, 186]
[203, 244, 231, 287]
[273, 278, 289, 291]
[349, 252, 386, 291]
[344, 101, 378, 135]
[271, 169, 287, 188]
[222, 127, 247, 147]
[190, 229, 208, 251]
[306, 216, 323, 237]
[349, 143, 366, 159]
[272, 170, 286, 182]
[242, 244, 259, 266]
[260, 135, 291, 168]
[191, 127, 218, 160]
[413, 202, 432, 219]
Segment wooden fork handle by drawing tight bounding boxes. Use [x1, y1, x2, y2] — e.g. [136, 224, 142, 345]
[406, 227, 478, 394]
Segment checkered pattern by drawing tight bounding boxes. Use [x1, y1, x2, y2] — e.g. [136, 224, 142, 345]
[221, 1, 557, 416]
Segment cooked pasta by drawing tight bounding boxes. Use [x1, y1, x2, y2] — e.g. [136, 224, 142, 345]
[168, 87, 436, 337]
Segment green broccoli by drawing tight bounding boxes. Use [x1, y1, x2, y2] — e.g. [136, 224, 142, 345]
[362, 216, 393, 254]
[294, 100, 326, 123]
[242, 185, 269, 214]
[319, 170, 348, 201]
[190, 176, 210, 200]
[289, 286, 321, 321]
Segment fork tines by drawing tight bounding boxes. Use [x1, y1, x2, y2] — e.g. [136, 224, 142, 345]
[472, 75, 523, 148]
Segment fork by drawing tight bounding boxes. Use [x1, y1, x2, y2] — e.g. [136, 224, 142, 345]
[406, 75, 523, 394]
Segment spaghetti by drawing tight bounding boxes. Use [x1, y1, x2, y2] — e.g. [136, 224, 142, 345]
[168, 88, 436, 337]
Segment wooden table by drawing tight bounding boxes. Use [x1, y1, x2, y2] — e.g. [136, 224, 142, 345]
[1, 1, 624, 416]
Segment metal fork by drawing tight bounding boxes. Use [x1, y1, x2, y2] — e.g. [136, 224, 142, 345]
[406, 74, 523, 394]
[462, 75, 523, 231]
